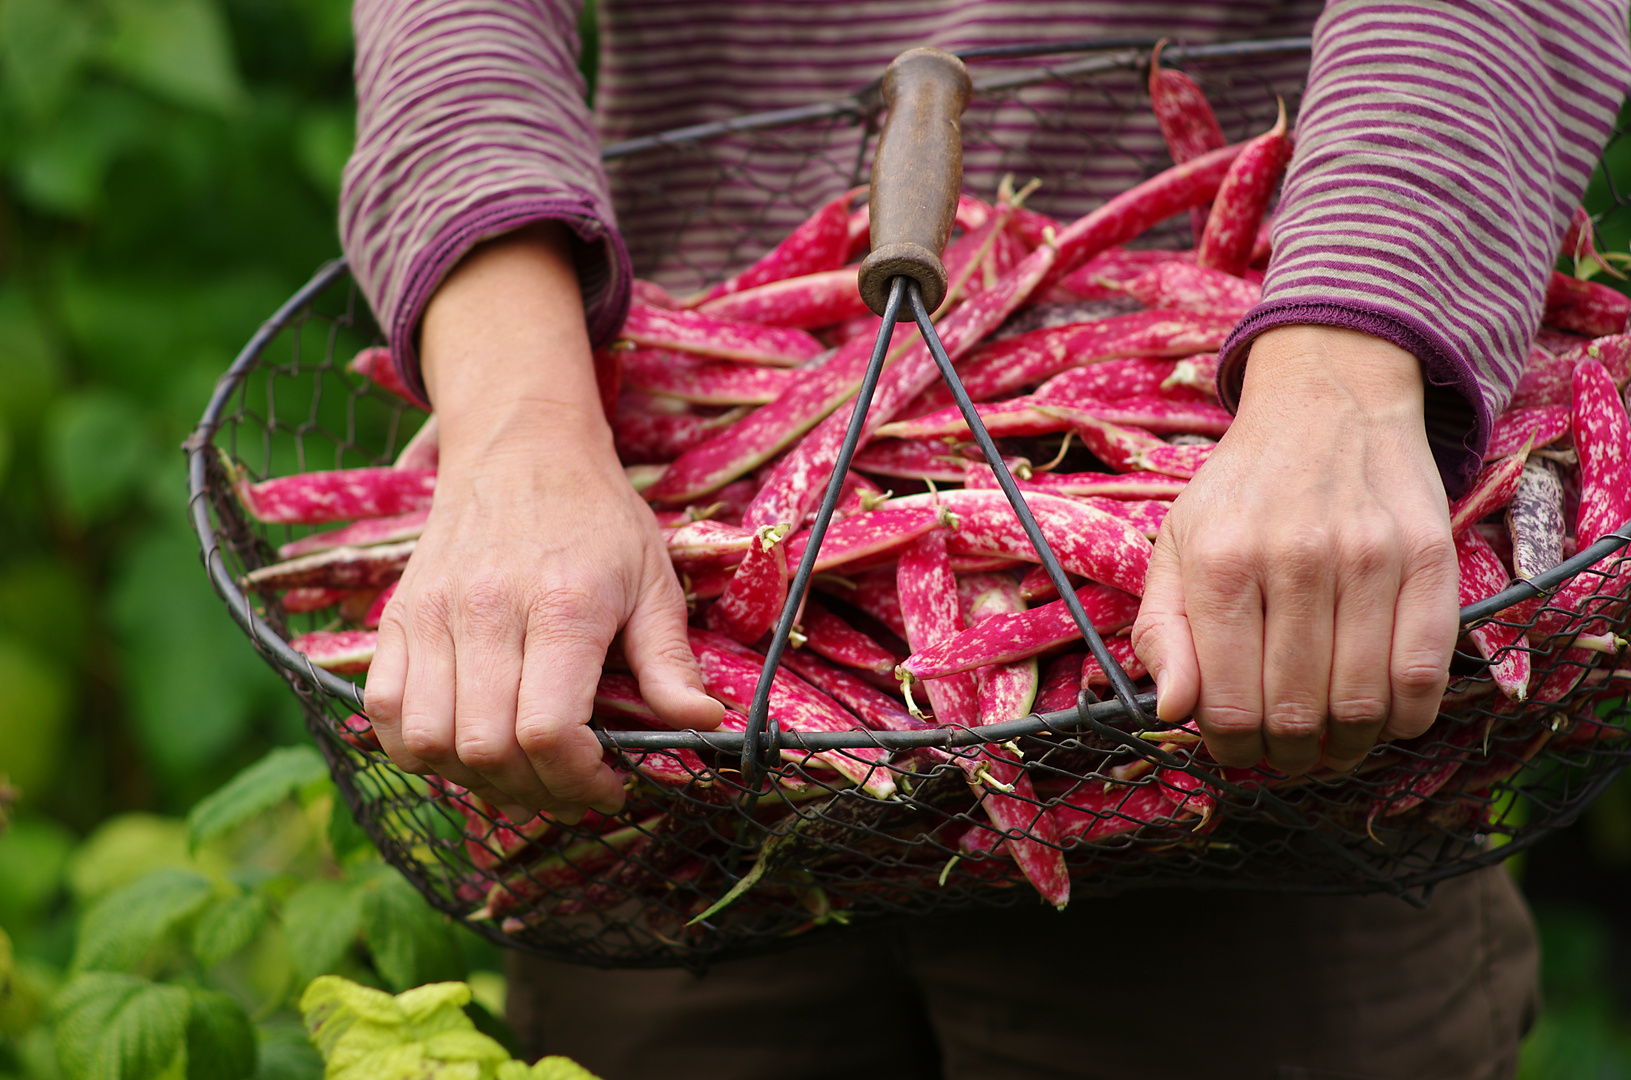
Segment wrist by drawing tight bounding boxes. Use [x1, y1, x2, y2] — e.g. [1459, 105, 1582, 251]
[1240, 325, 1426, 421]
[421, 221, 604, 430]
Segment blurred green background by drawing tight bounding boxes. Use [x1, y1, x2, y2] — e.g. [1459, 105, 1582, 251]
[0, 2, 1629, 1077]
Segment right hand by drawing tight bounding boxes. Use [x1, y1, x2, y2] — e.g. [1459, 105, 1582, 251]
[362, 224, 723, 823]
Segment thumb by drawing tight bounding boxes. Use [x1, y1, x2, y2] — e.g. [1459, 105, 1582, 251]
[1131, 525, 1199, 725]
[623, 560, 725, 731]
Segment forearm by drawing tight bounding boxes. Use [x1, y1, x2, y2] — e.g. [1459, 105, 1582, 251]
[344, 0, 630, 406]
[422, 222, 615, 471]
[1220, 0, 1631, 494]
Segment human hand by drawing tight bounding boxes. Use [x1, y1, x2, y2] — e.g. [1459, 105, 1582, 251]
[1131, 325, 1459, 775]
[362, 224, 723, 822]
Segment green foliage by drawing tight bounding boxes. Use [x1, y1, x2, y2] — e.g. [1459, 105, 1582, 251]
[1, 747, 509, 1080]
[186, 748, 327, 853]
[0, 0, 354, 823]
[299, 976, 598, 1080]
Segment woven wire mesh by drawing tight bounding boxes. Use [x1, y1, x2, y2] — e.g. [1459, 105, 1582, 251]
[187, 39, 1631, 970]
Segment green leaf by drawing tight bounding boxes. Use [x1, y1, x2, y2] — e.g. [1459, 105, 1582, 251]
[42, 391, 154, 525]
[293, 108, 352, 203]
[250, 1020, 323, 1080]
[0, 0, 95, 116]
[0, 556, 93, 673]
[67, 815, 191, 902]
[0, 286, 63, 430]
[0, 636, 70, 801]
[72, 868, 213, 974]
[184, 989, 255, 1080]
[358, 869, 463, 993]
[530, 1058, 602, 1080]
[109, 529, 290, 788]
[279, 881, 363, 988]
[186, 747, 327, 852]
[54, 972, 190, 1080]
[102, 0, 245, 113]
[189, 893, 268, 970]
[0, 815, 75, 925]
[12, 86, 149, 217]
[326, 794, 375, 865]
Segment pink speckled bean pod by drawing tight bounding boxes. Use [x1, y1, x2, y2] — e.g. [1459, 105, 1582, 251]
[897, 532, 1068, 909]
[799, 598, 900, 676]
[289, 629, 378, 674]
[891, 489, 1153, 596]
[780, 505, 944, 574]
[620, 303, 825, 366]
[905, 309, 1234, 416]
[1484, 405, 1569, 461]
[696, 268, 870, 330]
[231, 463, 435, 525]
[1456, 529, 1531, 701]
[1448, 454, 1528, 536]
[1195, 103, 1291, 277]
[696, 188, 857, 304]
[1036, 356, 1210, 405]
[278, 508, 430, 560]
[1120, 261, 1260, 315]
[1544, 272, 1631, 338]
[618, 347, 797, 405]
[688, 627, 896, 797]
[1148, 40, 1226, 239]
[245, 539, 416, 592]
[705, 525, 790, 644]
[900, 583, 1140, 681]
[962, 463, 1188, 501]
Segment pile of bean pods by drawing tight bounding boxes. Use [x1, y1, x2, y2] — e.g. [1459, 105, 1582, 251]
[230, 64, 1631, 925]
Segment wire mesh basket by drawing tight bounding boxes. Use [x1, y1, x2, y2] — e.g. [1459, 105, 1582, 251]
[187, 37, 1631, 970]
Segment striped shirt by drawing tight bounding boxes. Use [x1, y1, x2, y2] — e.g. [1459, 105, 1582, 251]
[341, 0, 1631, 493]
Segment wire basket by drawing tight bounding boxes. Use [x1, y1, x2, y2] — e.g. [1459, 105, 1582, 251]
[187, 38, 1631, 970]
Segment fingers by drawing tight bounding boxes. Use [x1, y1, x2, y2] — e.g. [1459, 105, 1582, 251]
[363, 599, 432, 774]
[1381, 526, 1458, 743]
[623, 557, 724, 732]
[1183, 532, 1268, 768]
[516, 588, 628, 820]
[1321, 530, 1400, 771]
[448, 574, 562, 810]
[1131, 525, 1200, 726]
[1258, 529, 1335, 775]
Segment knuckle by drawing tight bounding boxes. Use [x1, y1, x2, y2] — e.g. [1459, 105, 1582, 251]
[459, 572, 521, 629]
[400, 719, 454, 763]
[362, 685, 400, 726]
[1187, 532, 1257, 584]
[1338, 519, 1397, 578]
[515, 716, 574, 761]
[1328, 693, 1389, 729]
[454, 730, 516, 773]
[1268, 524, 1332, 581]
[410, 586, 456, 639]
[529, 586, 613, 639]
[1196, 701, 1263, 743]
[1392, 656, 1449, 700]
[1263, 701, 1324, 742]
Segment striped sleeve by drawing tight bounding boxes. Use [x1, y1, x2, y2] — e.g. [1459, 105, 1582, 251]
[1216, 0, 1631, 496]
[340, 0, 628, 406]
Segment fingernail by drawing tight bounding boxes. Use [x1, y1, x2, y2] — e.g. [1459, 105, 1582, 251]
[1152, 667, 1168, 720]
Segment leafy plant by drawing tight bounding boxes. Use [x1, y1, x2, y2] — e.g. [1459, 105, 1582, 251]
[0, 747, 511, 1080]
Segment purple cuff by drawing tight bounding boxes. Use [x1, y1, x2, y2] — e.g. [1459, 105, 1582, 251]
[1216, 299, 1491, 499]
[388, 198, 632, 407]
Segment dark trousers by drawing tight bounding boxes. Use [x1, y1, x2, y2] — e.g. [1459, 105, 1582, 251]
[507, 866, 1539, 1080]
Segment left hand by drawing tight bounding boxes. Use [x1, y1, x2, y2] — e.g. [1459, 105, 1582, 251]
[1131, 324, 1461, 775]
